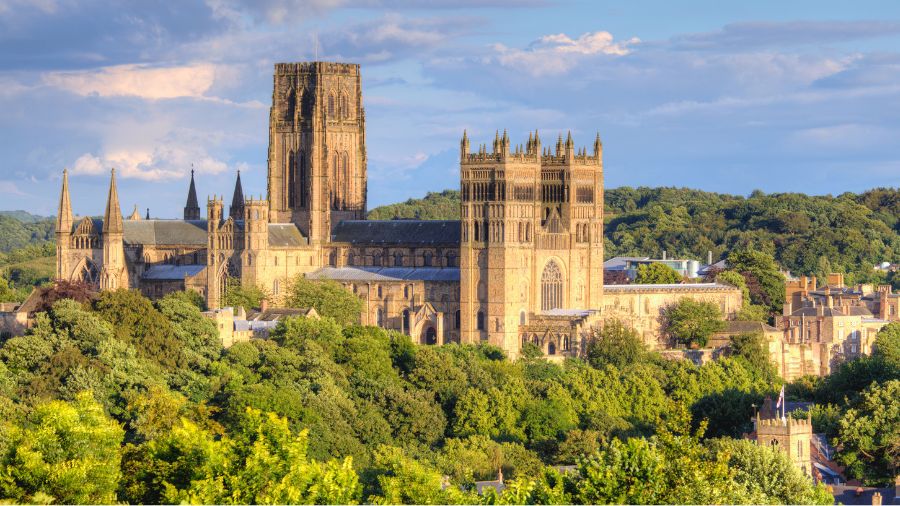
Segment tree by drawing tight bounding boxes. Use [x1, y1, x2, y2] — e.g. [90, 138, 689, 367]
[586, 319, 647, 369]
[634, 262, 682, 284]
[94, 289, 184, 369]
[223, 278, 268, 312]
[726, 249, 786, 315]
[0, 392, 124, 504]
[664, 298, 725, 347]
[872, 322, 900, 369]
[32, 279, 97, 313]
[729, 332, 779, 382]
[834, 380, 900, 486]
[365, 445, 476, 505]
[286, 277, 364, 326]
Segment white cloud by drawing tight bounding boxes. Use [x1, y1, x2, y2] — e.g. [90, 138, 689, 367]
[42, 63, 219, 100]
[489, 31, 639, 76]
[71, 145, 230, 181]
[0, 180, 25, 196]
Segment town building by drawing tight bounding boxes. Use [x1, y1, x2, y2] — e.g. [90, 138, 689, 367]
[54, 61, 741, 359]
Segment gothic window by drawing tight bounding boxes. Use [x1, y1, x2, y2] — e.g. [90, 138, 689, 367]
[342, 152, 351, 204]
[402, 309, 411, 335]
[328, 94, 335, 117]
[377, 285, 383, 298]
[347, 252, 354, 266]
[404, 285, 409, 299]
[563, 336, 570, 351]
[520, 310, 526, 325]
[247, 254, 252, 266]
[446, 252, 456, 267]
[329, 250, 337, 266]
[423, 251, 432, 267]
[476, 311, 485, 331]
[541, 260, 563, 311]
[548, 341, 556, 355]
[394, 252, 403, 267]
[273, 279, 280, 295]
[376, 308, 383, 327]
[274, 256, 278, 266]
[455, 310, 461, 329]
[284, 87, 295, 121]
[373, 252, 382, 267]
[76, 259, 99, 284]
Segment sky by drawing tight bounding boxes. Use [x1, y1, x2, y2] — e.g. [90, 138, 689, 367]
[1, 0, 900, 217]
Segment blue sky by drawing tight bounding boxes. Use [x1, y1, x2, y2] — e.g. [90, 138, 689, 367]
[1, 0, 900, 217]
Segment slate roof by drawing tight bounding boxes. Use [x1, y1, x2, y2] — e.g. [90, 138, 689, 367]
[604, 282, 736, 291]
[789, 306, 873, 317]
[268, 224, 307, 247]
[123, 220, 208, 246]
[603, 256, 649, 271]
[331, 220, 461, 245]
[830, 485, 897, 505]
[142, 264, 206, 280]
[307, 266, 460, 282]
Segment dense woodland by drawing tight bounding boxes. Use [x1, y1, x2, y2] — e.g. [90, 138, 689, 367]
[0, 279, 895, 503]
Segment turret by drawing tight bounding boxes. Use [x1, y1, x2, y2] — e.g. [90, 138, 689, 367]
[206, 196, 224, 309]
[184, 169, 201, 220]
[500, 129, 510, 158]
[565, 130, 575, 158]
[100, 169, 126, 290]
[128, 205, 141, 220]
[229, 171, 245, 220]
[55, 169, 74, 280]
[460, 130, 470, 159]
[555, 134, 563, 157]
[593, 132, 602, 159]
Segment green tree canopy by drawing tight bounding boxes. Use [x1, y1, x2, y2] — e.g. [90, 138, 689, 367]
[286, 277, 364, 326]
[634, 262, 682, 284]
[586, 319, 647, 369]
[664, 297, 725, 347]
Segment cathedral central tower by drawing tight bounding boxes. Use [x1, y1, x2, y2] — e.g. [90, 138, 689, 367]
[267, 62, 367, 243]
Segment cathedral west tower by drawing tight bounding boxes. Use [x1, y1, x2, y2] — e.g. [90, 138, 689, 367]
[267, 62, 367, 244]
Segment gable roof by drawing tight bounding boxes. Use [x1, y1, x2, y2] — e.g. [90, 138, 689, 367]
[123, 220, 208, 246]
[307, 266, 460, 282]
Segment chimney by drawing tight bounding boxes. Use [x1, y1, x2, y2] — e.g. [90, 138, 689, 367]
[811, 276, 817, 291]
[662, 250, 667, 260]
[783, 301, 793, 316]
[816, 304, 824, 317]
[826, 295, 833, 309]
[707, 250, 713, 265]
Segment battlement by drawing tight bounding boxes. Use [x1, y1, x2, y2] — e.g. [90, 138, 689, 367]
[274, 62, 359, 76]
[756, 415, 813, 434]
[461, 130, 602, 166]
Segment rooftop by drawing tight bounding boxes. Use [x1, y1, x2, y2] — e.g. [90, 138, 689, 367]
[331, 220, 461, 245]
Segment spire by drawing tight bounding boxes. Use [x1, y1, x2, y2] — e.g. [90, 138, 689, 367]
[593, 132, 602, 157]
[566, 130, 574, 149]
[184, 168, 201, 220]
[556, 134, 563, 156]
[146, 208, 150, 220]
[102, 168, 123, 234]
[229, 170, 245, 220]
[460, 130, 470, 159]
[56, 168, 73, 234]
[128, 204, 141, 220]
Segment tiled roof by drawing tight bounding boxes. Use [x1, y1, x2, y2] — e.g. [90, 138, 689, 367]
[331, 220, 461, 245]
[142, 264, 206, 280]
[307, 266, 460, 282]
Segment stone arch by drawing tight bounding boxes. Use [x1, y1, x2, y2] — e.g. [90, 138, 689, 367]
[71, 257, 99, 284]
[541, 259, 564, 311]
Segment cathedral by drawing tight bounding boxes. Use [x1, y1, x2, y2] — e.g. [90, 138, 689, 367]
[55, 61, 741, 359]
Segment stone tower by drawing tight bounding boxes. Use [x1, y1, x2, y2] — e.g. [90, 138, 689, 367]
[459, 130, 604, 357]
[754, 400, 813, 476]
[100, 169, 127, 290]
[266, 62, 367, 243]
[206, 196, 225, 308]
[242, 196, 270, 289]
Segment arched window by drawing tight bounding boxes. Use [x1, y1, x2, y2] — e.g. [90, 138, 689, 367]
[373, 252, 382, 267]
[476, 311, 485, 331]
[274, 256, 278, 266]
[377, 285, 383, 298]
[376, 308, 383, 327]
[394, 252, 403, 267]
[455, 310, 461, 329]
[423, 251, 433, 267]
[328, 94, 335, 117]
[402, 309, 411, 334]
[548, 341, 556, 355]
[298, 150, 307, 208]
[541, 260, 563, 311]
[273, 279, 280, 295]
[520, 310, 526, 326]
[347, 252, 354, 266]
[404, 285, 410, 299]
[329, 250, 337, 266]
[563, 336, 570, 351]
[446, 252, 456, 267]
[247, 254, 252, 266]
[288, 150, 296, 207]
